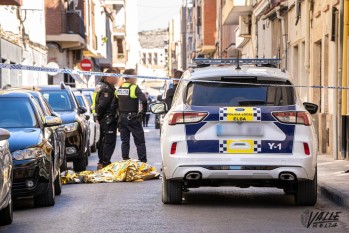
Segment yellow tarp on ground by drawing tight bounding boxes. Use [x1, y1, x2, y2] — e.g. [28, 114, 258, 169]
[61, 159, 160, 184]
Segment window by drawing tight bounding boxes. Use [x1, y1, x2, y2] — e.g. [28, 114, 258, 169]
[0, 98, 38, 128]
[117, 38, 124, 54]
[185, 81, 295, 107]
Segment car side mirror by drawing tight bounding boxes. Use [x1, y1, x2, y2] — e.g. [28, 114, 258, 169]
[44, 116, 62, 127]
[51, 111, 60, 117]
[0, 128, 10, 141]
[157, 95, 163, 101]
[150, 102, 167, 114]
[78, 106, 87, 114]
[303, 102, 318, 115]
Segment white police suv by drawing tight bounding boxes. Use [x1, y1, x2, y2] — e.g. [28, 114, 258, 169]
[151, 59, 319, 206]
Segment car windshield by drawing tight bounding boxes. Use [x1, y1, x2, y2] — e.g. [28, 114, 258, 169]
[83, 94, 92, 105]
[41, 91, 73, 111]
[76, 95, 86, 107]
[0, 98, 38, 128]
[185, 81, 295, 107]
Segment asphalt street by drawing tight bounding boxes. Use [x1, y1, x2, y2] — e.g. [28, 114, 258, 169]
[1, 119, 349, 233]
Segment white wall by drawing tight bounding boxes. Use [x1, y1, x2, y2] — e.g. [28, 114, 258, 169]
[0, 0, 47, 87]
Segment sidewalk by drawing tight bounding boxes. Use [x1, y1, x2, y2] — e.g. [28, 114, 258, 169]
[318, 154, 349, 209]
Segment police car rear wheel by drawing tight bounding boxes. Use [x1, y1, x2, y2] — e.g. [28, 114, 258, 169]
[162, 172, 182, 204]
[294, 170, 317, 206]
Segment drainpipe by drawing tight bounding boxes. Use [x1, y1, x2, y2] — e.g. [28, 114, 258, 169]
[276, 6, 287, 69]
[341, 0, 349, 159]
[304, 0, 311, 72]
[342, 0, 349, 116]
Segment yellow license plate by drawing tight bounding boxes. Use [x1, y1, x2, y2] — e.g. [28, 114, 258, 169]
[219, 107, 261, 122]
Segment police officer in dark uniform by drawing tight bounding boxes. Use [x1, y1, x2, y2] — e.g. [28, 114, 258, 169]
[116, 69, 148, 162]
[164, 70, 183, 109]
[94, 69, 119, 170]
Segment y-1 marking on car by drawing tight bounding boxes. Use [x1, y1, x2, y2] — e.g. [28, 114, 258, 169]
[268, 142, 282, 150]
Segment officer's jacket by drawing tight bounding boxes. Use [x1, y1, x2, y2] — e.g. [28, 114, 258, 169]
[94, 81, 118, 121]
[116, 82, 147, 113]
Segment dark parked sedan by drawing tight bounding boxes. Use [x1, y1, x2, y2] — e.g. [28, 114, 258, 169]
[39, 83, 90, 172]
[0, 91, 62, 207]
[0, 128, 13, 225]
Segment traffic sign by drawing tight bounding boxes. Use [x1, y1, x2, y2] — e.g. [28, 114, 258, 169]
[80, 59, 93, 71]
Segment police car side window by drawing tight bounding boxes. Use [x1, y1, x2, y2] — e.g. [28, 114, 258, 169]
[171, 80, 185, 107]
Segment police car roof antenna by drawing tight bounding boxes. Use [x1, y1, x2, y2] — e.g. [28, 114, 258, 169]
[235, 57, 241, 70]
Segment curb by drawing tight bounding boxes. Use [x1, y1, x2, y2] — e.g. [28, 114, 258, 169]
[318, 182, 349, 209]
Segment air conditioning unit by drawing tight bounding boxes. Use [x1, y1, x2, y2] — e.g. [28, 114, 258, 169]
[67, 0, 79, 11]
[238, 16, 251, 37]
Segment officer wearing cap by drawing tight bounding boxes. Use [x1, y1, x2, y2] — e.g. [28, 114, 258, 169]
[94, 68, 119, 170]
[116, 69, 147, 163]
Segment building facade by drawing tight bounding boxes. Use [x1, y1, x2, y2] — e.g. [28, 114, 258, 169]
[0, 0, 48, 88]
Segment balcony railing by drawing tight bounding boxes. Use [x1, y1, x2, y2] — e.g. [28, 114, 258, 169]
[61, 12, 85, 39]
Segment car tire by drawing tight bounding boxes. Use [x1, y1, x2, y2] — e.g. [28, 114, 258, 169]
[294, 170, 317, 206]
[91, 126, 97, 153]
[34, 164, 55, 207]
[60, 151, 68, 172]
[73, 155, 87, 172]
[54, 167, 62, 196]
[0, 195, 13, 226]
[162, 172, 182, 204]
[85, 144, 90, 166]
[91, 141, 97, 153]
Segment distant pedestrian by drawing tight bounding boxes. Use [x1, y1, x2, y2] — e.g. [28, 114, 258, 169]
[165, 70, 183, 109]
[143, 92, 152, 127]
[116, 69, 148, 163]
[94, 69, 119, 170]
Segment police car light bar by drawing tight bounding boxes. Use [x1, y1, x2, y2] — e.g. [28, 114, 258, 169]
[192, 58, 281, 66]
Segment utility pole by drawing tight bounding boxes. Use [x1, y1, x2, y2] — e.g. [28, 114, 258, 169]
[181, 0, 187, 70]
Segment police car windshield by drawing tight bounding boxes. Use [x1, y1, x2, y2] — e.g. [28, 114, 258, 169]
[185, 81, 295, 107]
[41, 91, 73, 112]
[0, 98, 38, 128]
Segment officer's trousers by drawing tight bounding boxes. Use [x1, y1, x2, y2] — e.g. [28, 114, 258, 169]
[118, 113, 147, 162]
[98, 120, 117, 166]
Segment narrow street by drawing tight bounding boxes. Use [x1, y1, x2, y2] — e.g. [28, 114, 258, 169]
[1, 119, 348, 233]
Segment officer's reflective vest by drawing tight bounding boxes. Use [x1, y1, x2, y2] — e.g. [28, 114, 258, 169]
[116, 82, 139, 113]
[92, 83, 103, 114]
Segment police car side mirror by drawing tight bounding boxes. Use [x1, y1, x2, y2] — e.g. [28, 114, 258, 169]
[303, 102, 318, 115]
[157, 95, 163, 101]
[150, 102, 167, 114]
[78, 106, 87, 114]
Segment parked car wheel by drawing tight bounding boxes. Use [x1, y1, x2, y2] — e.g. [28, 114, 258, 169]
[162, 172, 182, 204]
[34, 164, 55, 207]
[91, 126, 97, 153]
[294, 170, 317, 206]
[54, 167, 62, 196]
[0, 195, 13, 226]
[60, 155, 67, 172]
[73, 151, 87, 172]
